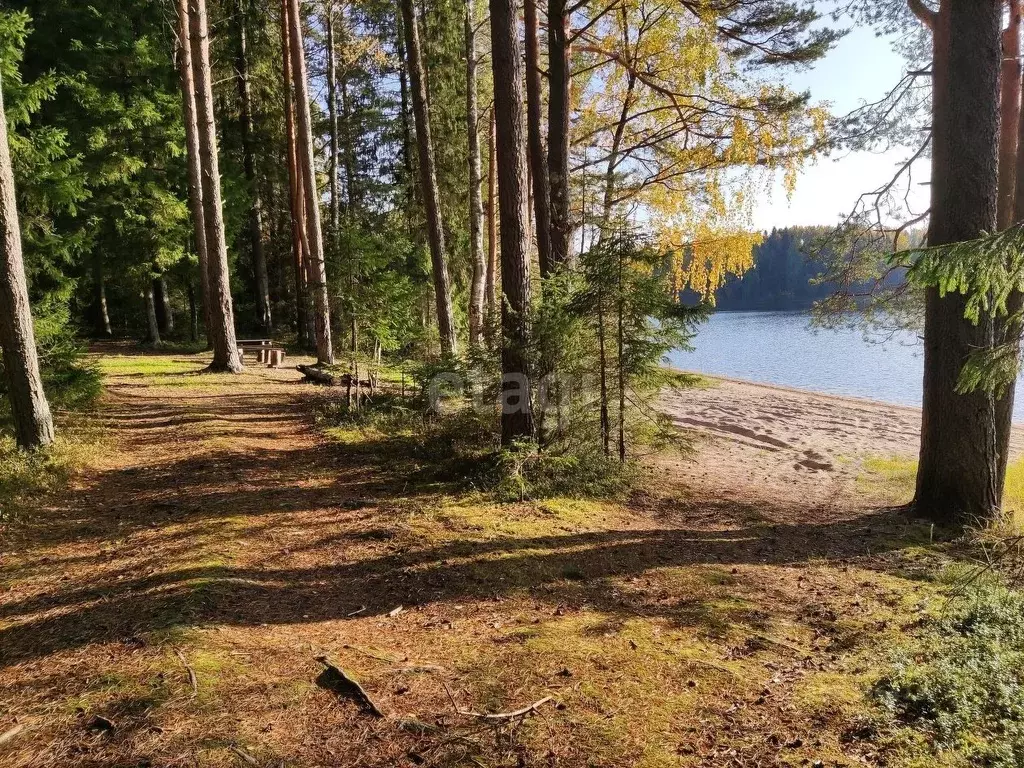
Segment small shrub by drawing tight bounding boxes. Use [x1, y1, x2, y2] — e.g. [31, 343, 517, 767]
[492, 440, 637, 502]
[0, 435, 89, 523]
[871, 577, 1024, 767]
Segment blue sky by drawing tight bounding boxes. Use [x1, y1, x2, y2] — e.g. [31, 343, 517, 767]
[751, 23, 930, 230]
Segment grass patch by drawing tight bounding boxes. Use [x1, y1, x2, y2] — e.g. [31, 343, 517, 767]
[0, 433, 102, 523]
[860, 455, 1024, 527]
[458, 614, 734, 767]
[95, 356, 205, 377]
[317, 393, 658, 502]
[858, 455, 918, 504]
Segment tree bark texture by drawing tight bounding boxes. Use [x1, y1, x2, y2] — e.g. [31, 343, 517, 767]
[995, 2, 1024, 494]
[999, 3, 1022, 230]
[281, 0, 308, 347]
[145, 285, 162, 345]
[486, 108, 498, 321]
[547, 0, 571, 272]
[188, 0, 243, 373]
[326, 1, 341, 235]
[92, 253, 112, 337]
[489, 0, 535, 443]
[287, 0, 335, 364]
[0, 76, 54, 450]
[154, 276, 173, 336]
[466, 0, 485, 347]
[915, 0, 1003, 524]
[400, 0, 458, 357]
[175, 0, 212, 347]
[525, 0, 552, 276]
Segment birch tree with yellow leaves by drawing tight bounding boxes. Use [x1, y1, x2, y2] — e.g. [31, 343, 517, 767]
[564, 0, 834, 300]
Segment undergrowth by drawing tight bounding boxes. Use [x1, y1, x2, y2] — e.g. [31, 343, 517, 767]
[0, 435, 96, 523]
[315, 392, 641, 501]
[871, 570, 1024, 767]
[0, 328, 102, 524]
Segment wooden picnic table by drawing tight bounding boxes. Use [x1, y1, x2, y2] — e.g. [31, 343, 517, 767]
[236, 339, 286, 367]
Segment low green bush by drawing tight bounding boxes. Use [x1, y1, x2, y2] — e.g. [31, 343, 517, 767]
[872, 575, 1024, 767]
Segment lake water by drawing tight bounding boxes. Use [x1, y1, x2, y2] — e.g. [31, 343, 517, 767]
[666, 311, 1024, 422]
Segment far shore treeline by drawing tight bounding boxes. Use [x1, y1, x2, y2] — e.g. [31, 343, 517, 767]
[684, 226, 909, 312]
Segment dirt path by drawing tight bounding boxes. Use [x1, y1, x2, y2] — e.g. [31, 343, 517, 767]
[0, 352, 943, 767]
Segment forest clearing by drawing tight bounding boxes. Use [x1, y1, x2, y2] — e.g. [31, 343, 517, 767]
[4, 0, 1024, 765]
[0, 349, 1016, 767]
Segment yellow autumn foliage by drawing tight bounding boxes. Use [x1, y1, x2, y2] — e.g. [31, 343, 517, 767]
[571, 0, 829, 299]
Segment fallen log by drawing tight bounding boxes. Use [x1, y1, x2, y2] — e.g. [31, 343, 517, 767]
[296, 365, 339, 386]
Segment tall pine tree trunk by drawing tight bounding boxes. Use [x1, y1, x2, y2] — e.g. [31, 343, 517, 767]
[188, 283, 198, 342]
[490, 0, 535, 442]
[154, 276, 173, 336]
[339, 16, 359, 214]
[486, 109, 498, 321]
[547, 0, 571, 273]
[176, 0, 212, 348]
[326, 0, 341, 232]
[400, 0, 458, 357]
[466, 0, 485, 347]
[0, 76, 54, 451]
[915, 0, 1002, 524]
[235, 0, 271, 333]
[188, 0, 243, 373]
[145, 285, 162, 345]
[287, 0, 335, 365]
[524, 0, 552, 275]
[998, 5, 1022, 231]
[281, 0, 308, 347]
[597, 286, 609, 456]
[616, 249, 626, 463]
[396, 15, 417, 235]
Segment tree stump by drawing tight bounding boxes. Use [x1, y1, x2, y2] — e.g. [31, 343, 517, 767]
[268, 349, 285, 368]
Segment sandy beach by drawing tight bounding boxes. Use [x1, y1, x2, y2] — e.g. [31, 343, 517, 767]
[661, 376, 1024, 512]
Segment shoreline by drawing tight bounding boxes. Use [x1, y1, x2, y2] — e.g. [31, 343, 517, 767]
[660, 373, 1024, 511]
[673, 368, 1024, 425]
[672, 368, 926, 419]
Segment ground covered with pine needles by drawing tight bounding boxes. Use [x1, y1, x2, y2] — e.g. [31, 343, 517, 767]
[0, 347, 1010, 767]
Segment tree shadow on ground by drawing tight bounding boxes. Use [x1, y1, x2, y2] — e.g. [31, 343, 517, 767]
[0, 504, 923, 668]
[0, 364, 933, 673]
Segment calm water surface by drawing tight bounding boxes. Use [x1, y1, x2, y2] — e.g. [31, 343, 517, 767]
[667, 311, 1024, 423]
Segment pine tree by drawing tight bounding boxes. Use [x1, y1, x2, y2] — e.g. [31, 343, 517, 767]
[286, 0, 334, 365]
[175, 0, 212, 347]
[233, 0, 271, 334]
[280, 0, 308, 348]
[188, 0, 243, 373]
[400, 0, 458, 357]
[547, 0, 572, 273]
[524, 0, 552, 276]
[465, 0, 485, 347]
[0, 73, 53, 450]
[915, 0, 1003, 524]
[490, 0, 535, 442]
